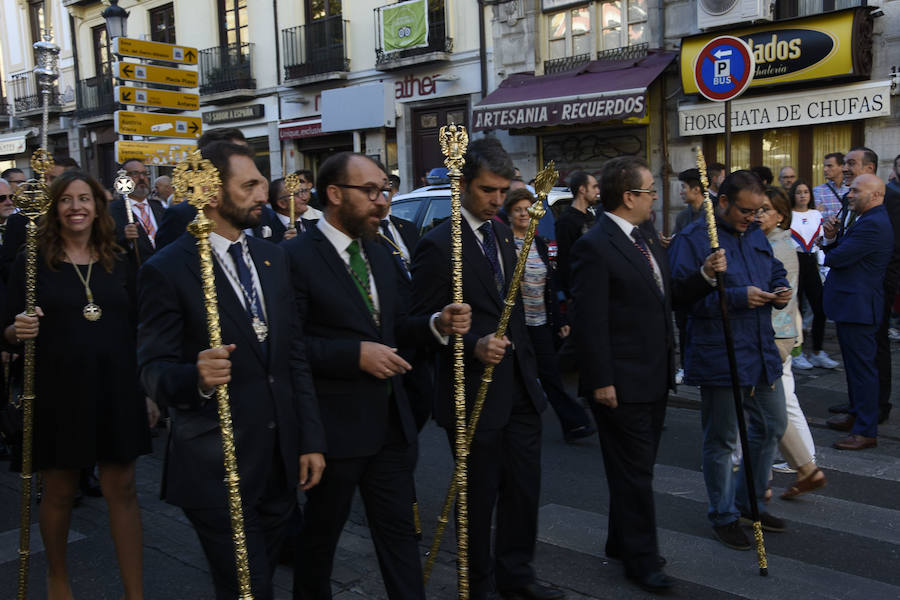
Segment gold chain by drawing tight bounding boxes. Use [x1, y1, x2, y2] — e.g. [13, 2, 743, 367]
[65, 253, 95, 304]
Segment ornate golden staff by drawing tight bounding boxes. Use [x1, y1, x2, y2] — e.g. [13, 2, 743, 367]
[172, 150, 254, 598]
[114, 169, 141, 266]
[425, 161, 559, 585]
[13, 150, 54, 600]
[283, 172, 301, 229]
[696, 149, 768, 576]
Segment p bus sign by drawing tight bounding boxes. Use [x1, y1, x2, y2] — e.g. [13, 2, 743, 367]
[693, 36, 756, 102]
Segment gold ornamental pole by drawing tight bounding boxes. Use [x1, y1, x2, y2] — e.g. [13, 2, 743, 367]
[114, 169, 141, 266]
[283, 172, 301, 230]
[696, 149, 768, 576]
[13, 151, 54, 600]
[172, 151, 254, 598]
[425, 161, 559, 582]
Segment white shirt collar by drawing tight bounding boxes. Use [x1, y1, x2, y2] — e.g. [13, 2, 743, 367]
[604, 211, 639, 238]
[462, 206, 490, 234]
[209, 231, 247, 257]
[276, 211, 291, 227]
[317, 215, 357, 258]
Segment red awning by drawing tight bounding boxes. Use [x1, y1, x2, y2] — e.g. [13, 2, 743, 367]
[472, 51, 676, 132]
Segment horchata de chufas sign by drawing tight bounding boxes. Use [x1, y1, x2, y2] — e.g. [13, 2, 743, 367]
[680, 7, 874, 95]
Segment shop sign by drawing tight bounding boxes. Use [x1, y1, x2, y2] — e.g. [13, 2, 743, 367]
[0, 136, 27, 156]
[381, 0, 429, 53]
[681, 9, 868, 94]
[678, 81, 890, 136]
[279, 120, 324, 140]
[472, 92, 646, 132]
[202, 104, 265, 125]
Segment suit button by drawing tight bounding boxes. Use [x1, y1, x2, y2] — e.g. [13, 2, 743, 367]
[267, 421, 276, 430]
[268, 375, 275, 384]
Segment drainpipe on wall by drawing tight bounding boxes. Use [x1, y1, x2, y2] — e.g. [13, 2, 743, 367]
[69, 11, 85, 171]
[478, 0, 488, 103]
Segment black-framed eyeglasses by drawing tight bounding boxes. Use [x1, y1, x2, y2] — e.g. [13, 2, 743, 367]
[628, 188, 658, 196]
[334, 183, 391, 201]
[7, 180, 25, 185]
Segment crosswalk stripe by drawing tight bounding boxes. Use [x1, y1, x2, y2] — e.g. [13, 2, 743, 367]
[0, 527, 86, 565]
[538, 503, 900, 600]
[814, 446, 900, 483]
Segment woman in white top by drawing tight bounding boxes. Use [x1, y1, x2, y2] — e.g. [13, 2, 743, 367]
[789, 179, 839, 370]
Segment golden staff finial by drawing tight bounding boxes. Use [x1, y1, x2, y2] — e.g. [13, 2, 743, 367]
[283, 172, 301, 229]
[172, 150, 254, 598]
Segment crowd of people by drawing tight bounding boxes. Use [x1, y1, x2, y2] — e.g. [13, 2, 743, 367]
[0, 133, 897, 600]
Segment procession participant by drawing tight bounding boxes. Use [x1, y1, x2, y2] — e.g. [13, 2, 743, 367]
[669, 170, 790, 551]
[109, 158, 165, 265]
[137, 141, 326, 599]
[286, 151, 469, 599]
[254, 177, 317, 244]
[5, 170, 151, 599]
[411, 137, 564, 600]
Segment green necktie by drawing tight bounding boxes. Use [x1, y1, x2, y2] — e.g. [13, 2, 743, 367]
[346, 240, 374, 315]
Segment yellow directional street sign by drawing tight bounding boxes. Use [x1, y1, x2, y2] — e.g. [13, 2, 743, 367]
[115, 140, 197, 167]
[116, 62, 198, 88]
[112, 38, 198, 65]
[114, 111, 202, 139]
[116, 86, 199, 111]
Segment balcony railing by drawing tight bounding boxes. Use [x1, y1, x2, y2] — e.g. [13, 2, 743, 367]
[8, 71, 60, 114]
[75, 73, 116, 119]
[374, 0, 452, 68]
[199, 43, 256, 96]
[597, 42, 648, 62]
[283, 16, 349, 81]
[543, 53, 591, 75]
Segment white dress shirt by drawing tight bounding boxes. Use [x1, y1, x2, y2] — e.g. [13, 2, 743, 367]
[605, 211, 664, 292]
[317, 217, 380, 312]
[129, 197, 159, 242]
[382, 216, 411, 263]
[209, 231, 268, 320]
[462, 207, 505, 277]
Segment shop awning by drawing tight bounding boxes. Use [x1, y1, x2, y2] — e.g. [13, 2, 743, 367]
[472, 51, 676, 132]
[0, 128, 38, 157]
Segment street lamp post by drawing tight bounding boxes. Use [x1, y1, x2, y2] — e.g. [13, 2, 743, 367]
[102, 0, 130, 40]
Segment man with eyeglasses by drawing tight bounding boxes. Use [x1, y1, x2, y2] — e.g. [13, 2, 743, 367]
[0, 168, 26, 192]
[0, 179, 17, 245]
[670, 169, 791, 552]
[109, 158, 165, 265]
[256, 177, 318, 244]
[284, 151, 470, 600]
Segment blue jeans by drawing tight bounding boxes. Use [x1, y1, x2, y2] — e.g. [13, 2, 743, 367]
[700, 381, 787, 526]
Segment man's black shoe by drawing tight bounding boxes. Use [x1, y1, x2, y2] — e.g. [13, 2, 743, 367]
[879, 409, 890, 424]
[713, 521, 751, 550]
[628, 570, 674, 594]
[828, 403, 850, 414]
[563, 424, 596, 443]
[500, 582, 566, 600]
[740, 512, 786, 532]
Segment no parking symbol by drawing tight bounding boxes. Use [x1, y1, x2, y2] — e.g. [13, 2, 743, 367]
[693, 36, 755, 102]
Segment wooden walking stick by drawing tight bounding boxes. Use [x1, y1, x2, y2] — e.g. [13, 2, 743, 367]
[172, 150, 254, 598]
[696, 148, 769, 576]
[424, 161, 559, 588]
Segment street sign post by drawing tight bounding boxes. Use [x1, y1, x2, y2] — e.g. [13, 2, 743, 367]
[115, 86, 200, 110]
[114, 110, 202, 139]
[115, 140, 197, 166]
[115, 61, 198, 88]
[112, 38, 198, 65]
[692, 36, 756, 173]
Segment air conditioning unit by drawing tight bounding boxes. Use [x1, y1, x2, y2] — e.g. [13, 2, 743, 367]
[698, 0, 773, 30]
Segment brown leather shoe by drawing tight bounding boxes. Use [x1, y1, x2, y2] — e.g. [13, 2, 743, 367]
[826, 413, 855, 432]
[833, 434, 877, 450]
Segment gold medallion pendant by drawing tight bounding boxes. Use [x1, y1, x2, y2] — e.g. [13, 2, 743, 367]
[83, 303, 102, 322]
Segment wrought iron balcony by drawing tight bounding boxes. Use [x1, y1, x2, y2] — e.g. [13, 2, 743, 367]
[199, 43, 256, 96]
[543, 53, 592, 75]
[75, 73, 116, 120]
[8, 71, 60, 115]
[283, 16, 349, 81]
[597, 42, 648, 62]
[374, 0, 452, 70]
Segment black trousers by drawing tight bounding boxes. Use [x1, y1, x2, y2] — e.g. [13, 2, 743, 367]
[527, 323, 590, 433]
[294, 418, 423, 600]
[797, 252, 826, 352]
[591, 397, 667, 578]
[447, 374, 542, 598]
[183, 446, 294, 600]
[877, 292, 893, 415]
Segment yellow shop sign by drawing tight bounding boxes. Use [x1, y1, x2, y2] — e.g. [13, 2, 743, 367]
[681, 8, 872, 95]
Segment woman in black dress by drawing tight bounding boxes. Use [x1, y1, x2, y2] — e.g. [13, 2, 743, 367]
[5, 170, 151, 599]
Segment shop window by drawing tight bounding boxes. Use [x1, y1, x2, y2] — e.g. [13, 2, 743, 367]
[761, 129, 800, 180]
[714, 133, 752, 173]
[540, 126, 647, 190]
[544, 1, 648, 63]
[150, 4, 176, 44]
[811, 124, 851, 186]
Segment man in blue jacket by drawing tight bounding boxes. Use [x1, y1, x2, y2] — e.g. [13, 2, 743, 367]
[822, 174, 893, 450]
[669, 170, 790, 552]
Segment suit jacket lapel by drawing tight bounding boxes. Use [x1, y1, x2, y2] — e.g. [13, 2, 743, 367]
[311, 228, 380, 333]
[603, 216, 664, 303]
[461, 219, 503, 310]
[364, 239, 393, 331]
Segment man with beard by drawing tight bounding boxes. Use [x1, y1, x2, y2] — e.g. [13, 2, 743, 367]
[110, 158, 165, 265]
[138, 141, 327, 599]
[284, 152, 470, 600]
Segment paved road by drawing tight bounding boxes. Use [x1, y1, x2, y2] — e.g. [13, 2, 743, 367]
[1, 333, 899, 599]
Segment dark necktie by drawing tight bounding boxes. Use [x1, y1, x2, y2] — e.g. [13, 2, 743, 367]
[380, 219, 410, 279]
[227, 242, 266, 329]
[631, 227, 664, 293]
[479, 222, 505, 299]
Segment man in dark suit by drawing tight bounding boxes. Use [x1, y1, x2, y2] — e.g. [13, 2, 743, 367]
[284, 152, 469, 600]
[570, 157, 723, 593]
[823, 174, 893, 450]
[109, 158, 165, 265]
[411, 138, 563, 600]
[137, 141, 327, 599]
[254, 177, 318, 244]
